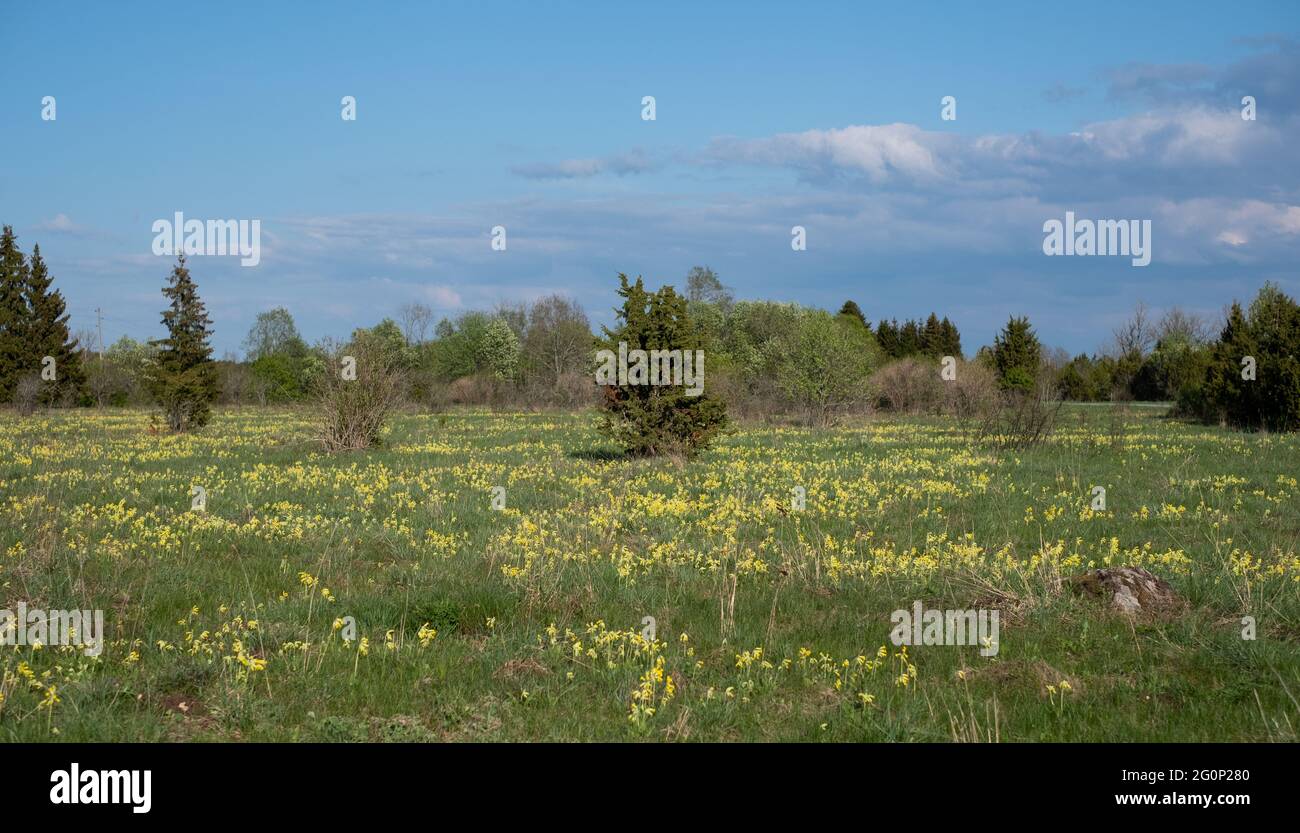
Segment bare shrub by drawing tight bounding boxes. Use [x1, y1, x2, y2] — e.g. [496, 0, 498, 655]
[315, 338, 404, 452]
[873, 357, 997, 418]
[944, 360, 999, 421]
[548, 370, 599, 409]
[13, 375, 41, 416]
[873, 357, 943, 414]
[971, 374, 1063, 450]
[698, 366, 773, 423]
[446, 374, 497, 406]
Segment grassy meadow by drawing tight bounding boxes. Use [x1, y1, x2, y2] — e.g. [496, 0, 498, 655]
[1, 405, 1298, 742]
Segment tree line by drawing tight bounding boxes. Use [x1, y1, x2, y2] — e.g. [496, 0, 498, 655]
[1, 228, 1296, 435]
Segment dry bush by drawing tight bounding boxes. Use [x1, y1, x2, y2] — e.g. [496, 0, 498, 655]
[13, 375, 41, 416]
[446, 374, 498, 406]
[971, 375, 1063, 450]
[873, 357, 944, 414]
[943, 360, 999, 422]
[315, 338, 404, 452]
[707, 367, 790, 423]
[873, 357, 997, 418]
[523, 370, 598, 409]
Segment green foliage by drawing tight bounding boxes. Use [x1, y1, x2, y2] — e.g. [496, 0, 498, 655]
[596, 274, 727, 457]
[428, 312, 491, 381]
[1135, 334, 1210, 403]
[0, 225, 26, 401]
[244, 307, 306, 362]
[685, 265, 733, 309]
[146, 256, 218, 430]
[875, 314, 961, 360]
[838, 299, 867, 328]
[0, 228, 85, 406]
[992, 316, 1042, 392]
[353, 318, 418, 371]
[1057, 353, 1117, 401]
[250, 354, 307, 401]
[480, 316, 521, 381]
[244, 307, 314, 400]
[775, 308, 879, 425]
[721, 300, 804, 379]
[1195, 284, 1300, 431]
[26, 244, 85, 404]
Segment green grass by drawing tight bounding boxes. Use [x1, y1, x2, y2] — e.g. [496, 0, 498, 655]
[0, 404, 1297, 741]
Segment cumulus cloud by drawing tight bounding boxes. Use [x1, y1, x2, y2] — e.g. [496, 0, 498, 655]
[701, 124, 949, 185]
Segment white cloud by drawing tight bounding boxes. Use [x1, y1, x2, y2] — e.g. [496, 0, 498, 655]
[36, 213, 85, 234]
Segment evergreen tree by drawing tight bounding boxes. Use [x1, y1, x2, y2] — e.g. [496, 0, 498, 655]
[1196, 286, 1300, 431]
[596, 273, 727, 457]
[875, 319, 899, 359]
[899, 320, 922, 357]
[939, 316, 962, 359]
[921, 313, 943, 358]
[24, 244, 85, 404]
[0, 225, 28, 401]
[147, 255, 218, 430]
[838, 300, 868, 328]
[992, 316, 1042, 391]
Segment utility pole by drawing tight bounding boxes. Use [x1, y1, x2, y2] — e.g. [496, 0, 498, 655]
[96, 307, 104, 367]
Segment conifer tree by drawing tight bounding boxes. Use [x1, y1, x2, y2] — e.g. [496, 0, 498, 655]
[1196, 286, 1299, 431]
[147, 255, 218, 430]
[596, 273, 727, 457]
[940, 316, 962, 359]
[992, 316, 1042, 391]
[24, 244, 85, 404]
[0, 225, 28, 401]
[899, 320, 922, 357]
[838, 300, 868, 328]
[922, 313, 943, 358]
[875, 319, 899, 359]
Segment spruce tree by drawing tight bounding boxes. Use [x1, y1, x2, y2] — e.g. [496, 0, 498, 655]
[147, 255, 218, 430]
[875, 319, 899, 359]
[1197, 287, 1300, 431]
[922, 313, 943, 358]
[0, 226, 28, 401]
[838, 300, 868, 328]
[899, 320, 922, 357]
[25, 244, 85, 405]
[992, 316, 1042, 391]
[940, 316, 962, 359]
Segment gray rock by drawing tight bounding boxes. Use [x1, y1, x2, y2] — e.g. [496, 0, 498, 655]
[1068, 566, 1184, 616]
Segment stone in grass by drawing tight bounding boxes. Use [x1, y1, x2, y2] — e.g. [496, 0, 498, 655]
[1068, 566, 1184, 616]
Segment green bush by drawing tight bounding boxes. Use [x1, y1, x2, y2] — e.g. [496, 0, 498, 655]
[596, 274, 727, 458]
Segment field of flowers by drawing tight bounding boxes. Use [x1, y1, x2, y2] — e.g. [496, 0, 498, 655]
[1, 406, 1298, 741]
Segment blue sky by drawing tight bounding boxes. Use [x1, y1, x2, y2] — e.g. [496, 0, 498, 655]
[2, 1, 1298, 356]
